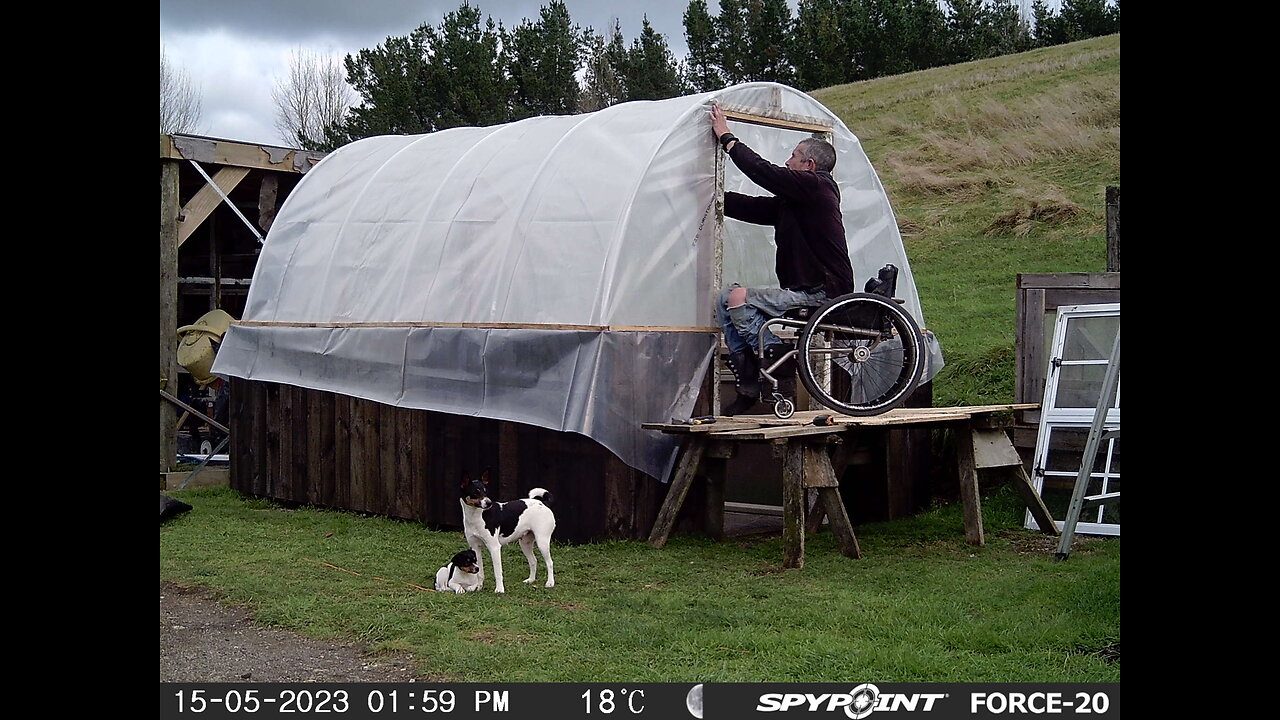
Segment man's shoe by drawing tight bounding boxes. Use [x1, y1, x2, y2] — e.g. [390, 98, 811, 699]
[722, 393, 759, 416]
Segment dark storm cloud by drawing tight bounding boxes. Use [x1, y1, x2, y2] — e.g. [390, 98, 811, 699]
[159, 0, 441, 42]
[159, 0, 698, 52]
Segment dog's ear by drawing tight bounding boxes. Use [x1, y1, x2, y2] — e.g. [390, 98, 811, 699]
[460, 472, 471, 489]
[479, 469, 490, 486]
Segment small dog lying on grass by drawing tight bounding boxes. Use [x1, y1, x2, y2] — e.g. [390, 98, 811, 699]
[434, 549, 482, 594]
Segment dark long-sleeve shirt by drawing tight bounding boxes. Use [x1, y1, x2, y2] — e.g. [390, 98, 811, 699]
[724, 141, 856, 297]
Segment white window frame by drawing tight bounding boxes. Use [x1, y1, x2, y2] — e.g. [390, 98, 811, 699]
[1026, 303, 1120, 536]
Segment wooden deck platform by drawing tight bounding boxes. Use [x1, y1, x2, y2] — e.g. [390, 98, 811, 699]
[644, 403, 1056, 568]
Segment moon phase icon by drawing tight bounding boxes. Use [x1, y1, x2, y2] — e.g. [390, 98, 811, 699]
[686, 684, 704, 718]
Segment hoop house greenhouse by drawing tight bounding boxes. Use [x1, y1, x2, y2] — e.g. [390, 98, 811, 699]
[213, 82, 940, 482]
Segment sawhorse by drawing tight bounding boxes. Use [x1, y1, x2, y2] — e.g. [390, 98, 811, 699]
[955, 416, 1058, 546]
[644, 404, 1056, 567]
[646, 425, 860, 568]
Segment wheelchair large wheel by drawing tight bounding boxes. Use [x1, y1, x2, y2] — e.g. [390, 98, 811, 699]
[796, 293, 926, 416]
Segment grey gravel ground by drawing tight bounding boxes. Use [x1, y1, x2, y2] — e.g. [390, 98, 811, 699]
[160, 581, 429, 683]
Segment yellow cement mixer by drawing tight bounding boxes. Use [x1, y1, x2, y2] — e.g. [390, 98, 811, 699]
[176, 309, 235, 387]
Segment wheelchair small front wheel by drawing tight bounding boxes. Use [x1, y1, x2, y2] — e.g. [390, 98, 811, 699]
[796, 293, 926, 416]
[773, 397, 795, 419]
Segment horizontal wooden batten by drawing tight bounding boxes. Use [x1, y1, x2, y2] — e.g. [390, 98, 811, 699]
[1017, 272, 1120, 289]
[233, 320, 718, 333]
[180, 277, 253, 285]
[718, 104, 833, 134]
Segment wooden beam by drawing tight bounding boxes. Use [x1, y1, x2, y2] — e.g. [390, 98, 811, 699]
[1105, 186, 1120, 272]
[716, 423, 853, 440]
[712, 129, 725, 414]
[647, 438, 707, 547]
[956, 421, 985, 547]
[805, 490, 826, 534]
[800, 445, 840, 488]
[641, 420, 765, 434]
[1016, 284, 1045, 407]
[178, 166, 250, 247]
[237, 320, 719, 333]
[718, 104, 834, 134]
[1017, 272, 1121, 289]
[161, 134, 325, 174]
[1011, 464, 1059, 535]
[159, 389, 230, 434]
[703, 457, 726, 541]
[644, 405, 1041, 436]
[971, 428, 1024, 469]
[179, 277, 253, 285]
[781, 441, 808, 568]
[160, 160, 180, 473]
[817, 486, 861, 558]
[259, 174, 280, 234]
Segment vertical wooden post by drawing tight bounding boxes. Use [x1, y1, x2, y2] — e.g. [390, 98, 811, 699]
[258, 174, 279, 235]
[703, 440, 735, 541]
[712, 128, 726, 414]
[209, 214, 220, 312]
[782, 441, 807, 568]
[956, 422, 985, 546]
[1105, 186, 1120, 272]
[160, 160, 180, 473]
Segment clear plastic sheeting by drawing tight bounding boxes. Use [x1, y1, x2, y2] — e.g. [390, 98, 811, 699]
[213, 82, 941, 480]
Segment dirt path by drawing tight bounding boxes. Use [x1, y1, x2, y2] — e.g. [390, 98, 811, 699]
[160, 581, 429, 683]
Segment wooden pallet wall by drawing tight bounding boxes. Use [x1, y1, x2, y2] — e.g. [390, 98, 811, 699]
[228, 380, 666, 543]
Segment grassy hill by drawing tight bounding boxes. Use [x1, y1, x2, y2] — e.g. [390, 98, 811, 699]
[813, 34, 1120, 406]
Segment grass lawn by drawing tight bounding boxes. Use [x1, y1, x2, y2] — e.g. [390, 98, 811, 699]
[161, 486, 1119, 682]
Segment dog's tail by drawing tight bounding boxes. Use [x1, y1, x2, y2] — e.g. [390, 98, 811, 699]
[527, 487, 553, 506]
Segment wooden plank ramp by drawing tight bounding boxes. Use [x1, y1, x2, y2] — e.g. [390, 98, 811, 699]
[644, 404, 1037, 438]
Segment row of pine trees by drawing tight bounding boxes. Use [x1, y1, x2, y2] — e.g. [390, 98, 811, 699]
[325, 0, 1118, 150]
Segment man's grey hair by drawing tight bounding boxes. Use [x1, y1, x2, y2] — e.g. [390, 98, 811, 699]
[797, 138, 837, 172]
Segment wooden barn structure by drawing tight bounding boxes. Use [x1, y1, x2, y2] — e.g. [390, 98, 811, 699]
[159, 134, 326, 472]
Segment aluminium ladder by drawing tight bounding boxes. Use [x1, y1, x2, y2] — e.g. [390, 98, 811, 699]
[1054, 326, 1120, 560]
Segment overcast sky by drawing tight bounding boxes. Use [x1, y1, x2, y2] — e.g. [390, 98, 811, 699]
[159, 0, 717, 147]
[160, 0, 1058, 147]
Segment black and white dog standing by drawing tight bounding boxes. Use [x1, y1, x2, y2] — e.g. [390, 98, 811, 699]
[434, 549, 482, 594]
[459, 471, 556, 594]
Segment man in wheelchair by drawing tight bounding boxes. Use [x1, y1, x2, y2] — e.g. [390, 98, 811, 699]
[710, 104, 857, 415]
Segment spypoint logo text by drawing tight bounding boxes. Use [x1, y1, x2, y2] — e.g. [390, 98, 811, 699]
[756, 685, 945, 718]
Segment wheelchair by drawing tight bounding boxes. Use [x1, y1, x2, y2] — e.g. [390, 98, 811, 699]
[755, 264, 926, 419]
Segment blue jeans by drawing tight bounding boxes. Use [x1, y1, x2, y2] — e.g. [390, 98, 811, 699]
[717, 284, 827, 356]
